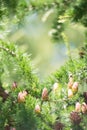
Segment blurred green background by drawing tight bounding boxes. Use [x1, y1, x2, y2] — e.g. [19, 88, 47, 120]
[6, 12, 86, 80]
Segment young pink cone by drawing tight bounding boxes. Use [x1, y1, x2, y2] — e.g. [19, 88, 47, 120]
[72, 82, 78, 93]
[75, 102, 81, 112]
[68, 89, 73, 98]
[18, 91, 25, 103]
[12, 81, 17, 89]
[42, 87, 48, 100]
[81, 102, 87, 113]
[35, 104, 41, 113]
[68, 74, 73, 89]
[11, 128, 16, 130]
[22, 90, 28, 97]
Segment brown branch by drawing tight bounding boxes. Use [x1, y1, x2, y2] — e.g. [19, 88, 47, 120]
[0, 82, 9, 101]
[4, 125, 10, 130]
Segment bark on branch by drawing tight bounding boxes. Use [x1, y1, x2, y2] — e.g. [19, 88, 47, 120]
[0, 82, 9, 101]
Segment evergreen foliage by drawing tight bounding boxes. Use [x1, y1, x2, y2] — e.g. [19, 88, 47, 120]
[0, 40, 87, 130]
[0, 0, 87, 130]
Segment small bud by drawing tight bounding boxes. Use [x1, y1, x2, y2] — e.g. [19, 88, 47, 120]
[42, 88, 48, 100]
[72, 82, 78, 93]
[18, 91, 26, 103]
[12, 81, 17, 89]
[53, 82, 59, 91]
[22, 90, 28, 97]
[81, 102, 87, 113]
[68, 89, 73, 98]
[75, 102, 81, 112]
[11, 128, 16, 130]
[35, 104, 40, 113]
[68, 74, 73, 89]
[68, 81, 73, 89]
